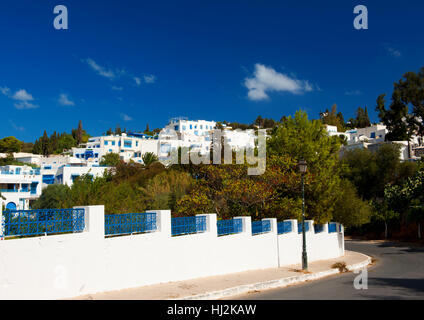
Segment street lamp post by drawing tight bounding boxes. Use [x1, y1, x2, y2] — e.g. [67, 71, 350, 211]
[298, 159, 308, 270]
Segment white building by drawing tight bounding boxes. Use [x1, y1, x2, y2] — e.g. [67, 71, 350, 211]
[0, 155, 110, 209]
[324, 125, 350, 140]
[71, 133, 159, 165]
[0, 165, 42, 210]
[326, 123, 423, 161]
[222, 128, 256, 151]
[68, 118, 261, 165]
[54, 164, 110, 187]
[165, 117, 216, 139]
[345, 124, 388, 145]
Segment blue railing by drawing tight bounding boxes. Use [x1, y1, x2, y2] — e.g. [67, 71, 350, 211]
[328, 223, 338, 233]
[252, 220, 271, 235]
[1, 208, 85, 238]
[0, 170, 40, 175]
[277, 221, 292, 234]
[105, 212, 157, 237]
[314, 224, 324, 233]
[298, 222, 310, 233]
[217, 219, 243, 236]
[171, 216, 207, 236]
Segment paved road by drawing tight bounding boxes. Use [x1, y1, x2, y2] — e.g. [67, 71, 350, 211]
[234, 240, 424, 300]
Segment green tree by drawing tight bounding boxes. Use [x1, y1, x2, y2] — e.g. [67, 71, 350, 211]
[375, 68, 424, 156]
[267, 111, 343, 223]
[340, 143, 406, 200]
[100, 152, 121, 167]
[32, 184, 71, 209]
[142, 152, 159, 167]
[321, 104, 345, 132]
[0, 136, 22, 153]
[333, 179, 372, 228]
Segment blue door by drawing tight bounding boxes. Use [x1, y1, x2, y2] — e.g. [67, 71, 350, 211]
[6, 202, 16, 210]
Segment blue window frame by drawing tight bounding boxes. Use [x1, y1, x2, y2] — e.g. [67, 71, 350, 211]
[190, 124, 192, 129]
[124, 140, 132, 148]
[30, 182, 38, 195]
[112, 141, 115, 146]
[104, 141, 109, 145]
[42, 175, 55, 185]
[370, 132, 376, 139]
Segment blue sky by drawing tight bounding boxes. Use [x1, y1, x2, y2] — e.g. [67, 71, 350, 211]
[1, 0, 423, 142]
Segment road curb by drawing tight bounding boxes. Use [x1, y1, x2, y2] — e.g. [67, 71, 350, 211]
[177, 253, 372, 300]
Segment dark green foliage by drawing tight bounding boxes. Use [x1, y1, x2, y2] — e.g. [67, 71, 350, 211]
[32, 121, 87, 155]
[100, 152, 121, 167]
[0, 136, 22, 153]
[376, 67, 424, 142]
[142, 152, 159, 167]
[320, 104, 346, 132]
[340, 143, 409, 200]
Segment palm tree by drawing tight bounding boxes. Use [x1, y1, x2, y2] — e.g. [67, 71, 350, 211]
[142, 152, 159, 167]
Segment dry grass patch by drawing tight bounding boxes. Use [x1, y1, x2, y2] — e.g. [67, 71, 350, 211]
[331, 262, 348, 273]
[288, 268, 311, 274]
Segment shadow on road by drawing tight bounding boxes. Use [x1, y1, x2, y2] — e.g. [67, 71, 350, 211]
[370, 277, 424, 294]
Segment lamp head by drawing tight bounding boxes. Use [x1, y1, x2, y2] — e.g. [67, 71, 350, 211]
[298, 159, 307, 173]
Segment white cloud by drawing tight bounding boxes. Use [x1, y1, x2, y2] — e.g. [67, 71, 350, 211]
[244, 64, 314, 101]
[9, 120, 25, 131]
[1, 87, 39, 109]
[85, 58, 116, 79]
[0, 87, 11, 96]
[143, 74, 156, 84]
[14, 101, 39, 109]
[345, 90, 363, 96]
[388, 48, 402, 58]
[120, 113, 132, 121]
[58, 93, 75, 106]
[12, 89, 34, 101]
[134, 77, 141, 86]
[84, 58, 157, 88]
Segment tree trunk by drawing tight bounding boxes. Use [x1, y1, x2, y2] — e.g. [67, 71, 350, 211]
[384, 222, 388, 239]
[418, 222, 422, 240]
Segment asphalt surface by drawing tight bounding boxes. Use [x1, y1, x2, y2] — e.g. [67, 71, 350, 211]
[234, 240, 424, 300]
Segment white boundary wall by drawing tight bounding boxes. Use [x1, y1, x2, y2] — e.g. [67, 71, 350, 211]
[0, 206, 344, 300]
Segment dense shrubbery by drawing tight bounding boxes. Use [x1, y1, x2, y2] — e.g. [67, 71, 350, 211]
[31, 109, 423, 239]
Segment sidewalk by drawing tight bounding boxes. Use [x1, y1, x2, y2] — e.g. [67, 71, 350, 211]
[73, 250, 371, 300]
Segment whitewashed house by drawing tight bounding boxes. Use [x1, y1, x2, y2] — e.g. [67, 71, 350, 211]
[0, 165, 42, 210]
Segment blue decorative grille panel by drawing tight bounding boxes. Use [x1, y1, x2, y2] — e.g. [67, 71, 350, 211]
[277, 221, 292, 234]
[252, 220, 271, 235]
[298, 222, 310, 233]
[314, 224, 324, 233]
[217, 219, 243, 236]
[105, 212, 157, 236]
[328, 223, 338, 233]
[171, 216, 207, 236]
[1, 208, 85, 238]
